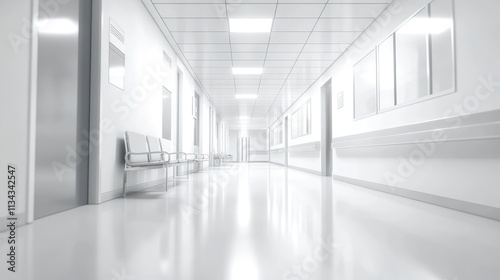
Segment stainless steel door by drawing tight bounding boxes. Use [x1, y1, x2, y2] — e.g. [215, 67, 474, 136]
[35, 0, 92, 218]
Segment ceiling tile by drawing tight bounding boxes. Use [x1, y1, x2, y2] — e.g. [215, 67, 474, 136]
[265, 52, 300, 60]
[307, 31, 361, 43]
[261, 73, 289, 79]
[156, 4, 227, 18]
[153, 0, 225, 3]
[290, 67, 327, 74]
[267, 43, 304, 53]
[228, 0, 278, 2]
[277, 0, 327, 2]
[190, 60, 233, 67]
[232, 52, 267, 60]
[293, 60, 334, 68]
[314, 18, 373, 32]
[184, 52, 232, 60]
[263, 67, 292, 73]
[193, 67, 233, 73]
[272, 19, 317, 31]
[269, 32, 309, 44]
[301, 43, 349, 53]
[264, 60, 295, 68]
[321, 4, 388, 18]
[172, 32, 229, 43]
[297, 52, 341, 61]
[163, 19, 228, 32]
[231, 44, 268, 52]
[231, 33, 271, 44]
[328, 0, 393, 3]
[233, 60, 265, 67]
[275, 4, 325, 18]
[226, 4, 277, 18]
[179, 44, 231, 53]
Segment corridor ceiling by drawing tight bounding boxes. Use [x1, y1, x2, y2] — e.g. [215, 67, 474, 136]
[144, 0, 394, 129]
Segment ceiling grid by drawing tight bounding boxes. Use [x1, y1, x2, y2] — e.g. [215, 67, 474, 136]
[149, 0, 393, 128]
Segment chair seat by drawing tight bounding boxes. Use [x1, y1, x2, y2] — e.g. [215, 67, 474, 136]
[170, 159, 188, 164]
[127, 160, 166, 167]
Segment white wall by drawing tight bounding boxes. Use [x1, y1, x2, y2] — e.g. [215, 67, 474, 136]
[269, 78, 324, 172]
[0, 0, 34, 225]
[249, 130, 269, 162]
[94, 0, 223, 201]
[268, 0, 500, 212]
[328, 0, 500, 210]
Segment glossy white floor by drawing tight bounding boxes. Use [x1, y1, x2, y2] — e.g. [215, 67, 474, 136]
[1, 163, 500, 280]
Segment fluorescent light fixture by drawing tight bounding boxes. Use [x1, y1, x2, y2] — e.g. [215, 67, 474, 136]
[233, 68, 263, 75]
[235, 94, 258, 99]
[229, 19, 273, 33]
[399, 18, 452, 34]
[37, 19, 78, 35]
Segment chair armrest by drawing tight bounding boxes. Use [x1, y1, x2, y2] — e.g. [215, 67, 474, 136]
[186, 153, 197, 160]
[125, 151, 170, 166]
[169, 152, 187, 160]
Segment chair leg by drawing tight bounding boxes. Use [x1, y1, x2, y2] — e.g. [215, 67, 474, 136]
[165, 166, 168, 192]
[122, 170, 128, 197]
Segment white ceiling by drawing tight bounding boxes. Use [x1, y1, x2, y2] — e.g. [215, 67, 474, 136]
[148, 0, 393, 129]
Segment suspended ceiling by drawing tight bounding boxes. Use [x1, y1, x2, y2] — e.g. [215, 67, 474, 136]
[145, 0, 394, 129]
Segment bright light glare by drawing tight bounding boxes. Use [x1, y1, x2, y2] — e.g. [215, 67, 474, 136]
[399, 18, 452, 34]
[109, 67, 125, 77]
[235, 94, 258, 99]
[229, 19, 273, 33]
[233, 68, 263, 75]
[37, 19, 78, 35]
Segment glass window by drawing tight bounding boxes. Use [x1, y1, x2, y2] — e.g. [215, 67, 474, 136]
[430, 0, 455, 95]
[162, 87, 172, 140]
[108, 43, 125, 90]
[395, 7, 430, 105]
[378, 35, 396, 110]
[291, 100, 311, 139]
[354, 50, 377, 119]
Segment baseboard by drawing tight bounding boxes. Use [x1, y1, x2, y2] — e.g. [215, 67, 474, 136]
[288, 165, 322, 176]
[100, 177, 170, 203]
[332, 175, 500, 221]
[269, 162, 285, 167]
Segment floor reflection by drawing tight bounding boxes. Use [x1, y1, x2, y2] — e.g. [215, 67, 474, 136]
[0, 163, 499, 280]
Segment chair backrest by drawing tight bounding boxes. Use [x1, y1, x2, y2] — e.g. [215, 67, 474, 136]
[159, 138, 170, 162]
[125, 131, 149, 163]
[146, 136, 162, 162]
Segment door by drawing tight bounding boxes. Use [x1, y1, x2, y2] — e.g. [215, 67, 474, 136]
[35, 0, 92, 218]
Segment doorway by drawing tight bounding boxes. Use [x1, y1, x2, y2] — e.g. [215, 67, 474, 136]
[34, 0, 92, 218]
